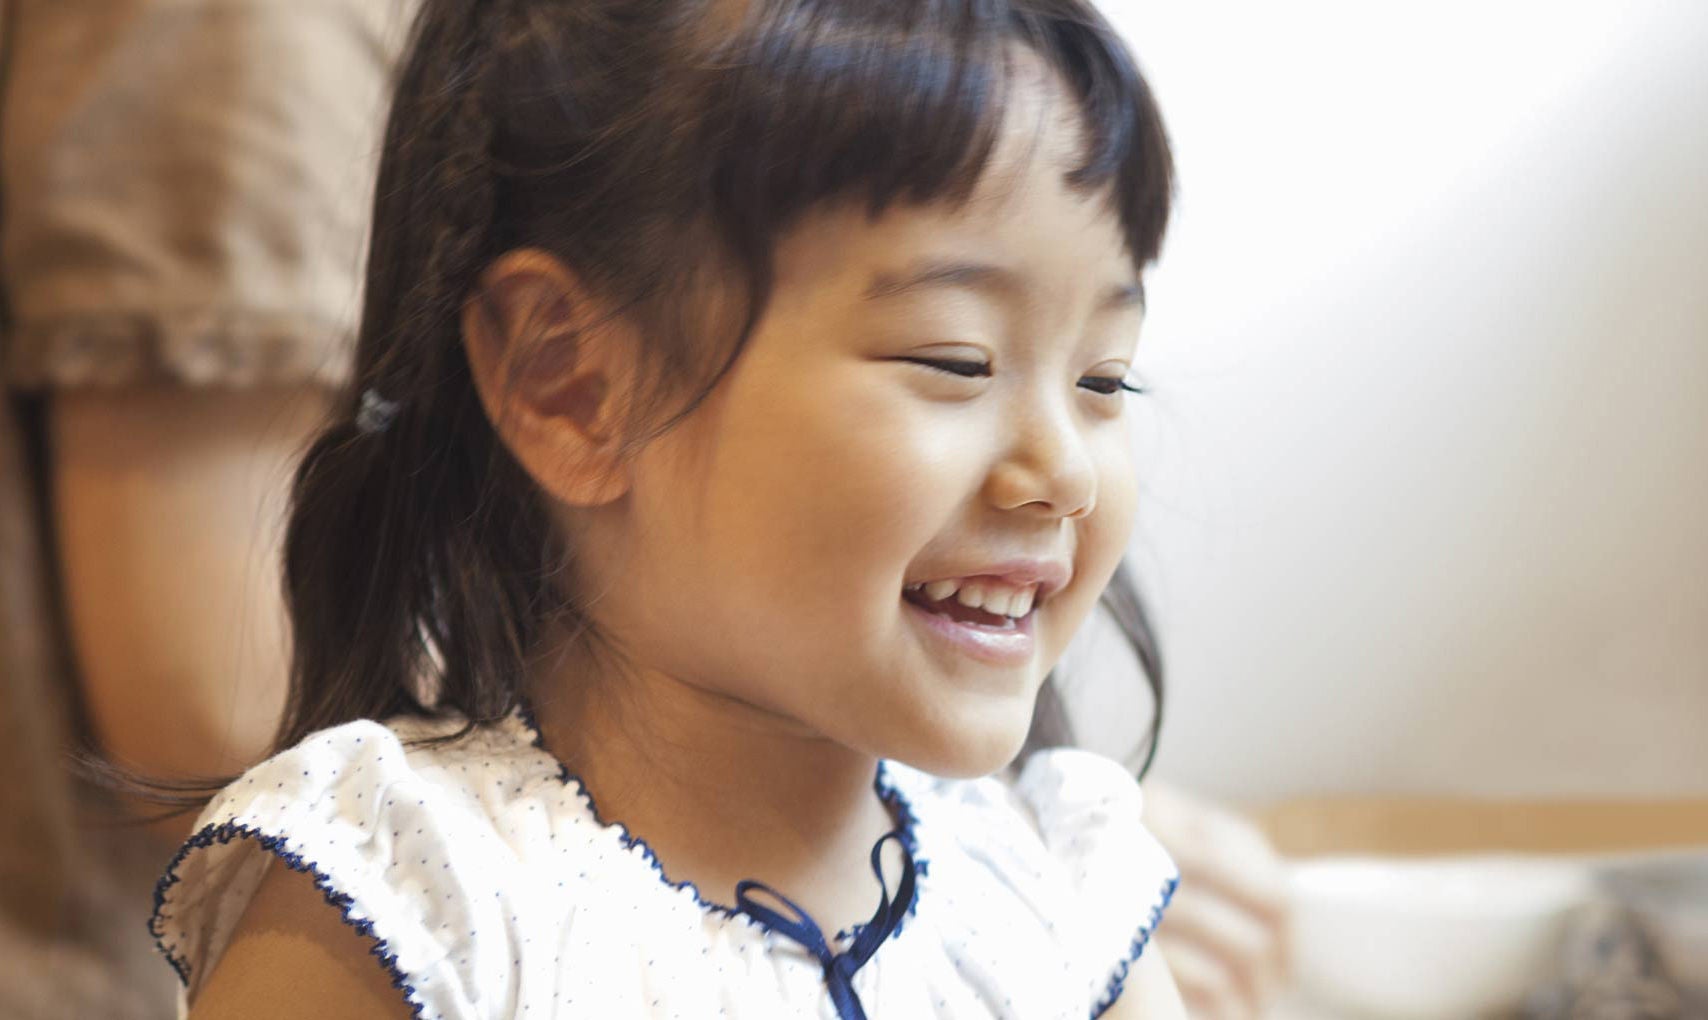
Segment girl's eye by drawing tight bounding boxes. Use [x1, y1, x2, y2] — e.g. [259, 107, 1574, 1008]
[903, 357, 991, 378]
[902, 358, 1148, 396]
[1080, 376, 1148, 397]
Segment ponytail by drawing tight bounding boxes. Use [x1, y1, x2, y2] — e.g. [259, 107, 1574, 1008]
[277, 0, 550, 750]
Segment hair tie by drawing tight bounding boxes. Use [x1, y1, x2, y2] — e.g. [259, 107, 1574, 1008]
[356, 388, 401, 435]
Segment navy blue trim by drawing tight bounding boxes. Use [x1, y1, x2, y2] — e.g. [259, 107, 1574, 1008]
[1089, 873, 1182, 1018]
[736, 829, 917, 1020]
[149, 821, 430, 1018]
[511, 694, 928, 948]
[834, 775, 929, 945]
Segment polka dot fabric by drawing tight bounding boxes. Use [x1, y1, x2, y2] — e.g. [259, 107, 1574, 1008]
[148, 709, 1177, 1019]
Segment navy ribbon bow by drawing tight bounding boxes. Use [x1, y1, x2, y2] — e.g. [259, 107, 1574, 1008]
[734, 829, 918, 1020]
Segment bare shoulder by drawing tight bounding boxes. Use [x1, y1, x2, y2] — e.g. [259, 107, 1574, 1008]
[188, 859, 417, 1020]
[1100, 943, 1188, 1020]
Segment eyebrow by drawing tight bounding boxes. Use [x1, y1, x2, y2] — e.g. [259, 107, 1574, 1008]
[862, 258, 1145, 313]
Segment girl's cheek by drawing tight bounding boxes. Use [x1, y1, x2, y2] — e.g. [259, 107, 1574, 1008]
[1092, 427, 1143, 535]
[1100, 458, 1143, 549]
[1053, 451, 1141, 638]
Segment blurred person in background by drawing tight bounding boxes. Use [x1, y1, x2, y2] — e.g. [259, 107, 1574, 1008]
[0, 1, 1288, 1016]
[0, 1, 406, 1015]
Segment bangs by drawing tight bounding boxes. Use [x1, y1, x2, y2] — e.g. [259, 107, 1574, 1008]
[482, 0, 1174, 436]
[683, 0, 1175, 268]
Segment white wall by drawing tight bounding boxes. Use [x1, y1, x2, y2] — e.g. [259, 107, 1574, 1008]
[1070, 1, 1708, 799]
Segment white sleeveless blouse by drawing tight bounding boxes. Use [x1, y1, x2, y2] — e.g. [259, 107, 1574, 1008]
[149, 706, 1177, 1019]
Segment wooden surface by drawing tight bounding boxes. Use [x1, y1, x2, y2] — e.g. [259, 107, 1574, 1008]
[1251, 796, 1708, 857]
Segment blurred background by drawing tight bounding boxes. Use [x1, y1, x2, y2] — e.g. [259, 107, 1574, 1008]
[1059, 1, 1708, 1016]
[1108, 0, 1708, 804]
[1, 1, 1703, 1018]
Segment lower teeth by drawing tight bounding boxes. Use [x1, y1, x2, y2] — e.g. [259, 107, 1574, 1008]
[925, 605, 1017, 630]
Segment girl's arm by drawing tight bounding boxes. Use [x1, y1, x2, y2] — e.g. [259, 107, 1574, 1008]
[188, 861, 417, 1020]
[1101, 944, 1189, 1020]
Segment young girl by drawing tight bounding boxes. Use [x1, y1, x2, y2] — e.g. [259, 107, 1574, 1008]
[144, 0, 1186, 1016]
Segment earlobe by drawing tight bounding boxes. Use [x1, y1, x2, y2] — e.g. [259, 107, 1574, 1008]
[460, 248, 637, 507]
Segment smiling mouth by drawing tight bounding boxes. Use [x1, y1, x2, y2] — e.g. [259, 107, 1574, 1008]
[899, 583, 1038, 668]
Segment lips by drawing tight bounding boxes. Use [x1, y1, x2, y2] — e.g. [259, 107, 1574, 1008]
[901, 586, 1038, 666]
[898, 557, 1068, 667]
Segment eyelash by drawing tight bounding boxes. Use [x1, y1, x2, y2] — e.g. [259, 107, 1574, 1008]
[904, 358, 1148, 396]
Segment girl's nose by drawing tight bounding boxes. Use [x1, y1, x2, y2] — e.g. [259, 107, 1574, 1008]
[984, 402, 1097, 520]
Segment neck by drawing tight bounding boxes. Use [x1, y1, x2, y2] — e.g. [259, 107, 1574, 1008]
[524, 628, 904, 937]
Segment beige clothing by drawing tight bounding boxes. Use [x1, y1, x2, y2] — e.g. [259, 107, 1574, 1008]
[0, 0, 416, 389]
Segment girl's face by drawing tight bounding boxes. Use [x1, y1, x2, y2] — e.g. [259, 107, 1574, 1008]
[575, 66, 1145, 777]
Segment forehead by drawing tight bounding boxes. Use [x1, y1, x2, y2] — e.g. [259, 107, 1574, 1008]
[771, 53, 1136, 310]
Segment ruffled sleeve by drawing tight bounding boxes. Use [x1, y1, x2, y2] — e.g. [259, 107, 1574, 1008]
[148, 717, 515, 1020]
[1010, 747, 1180, 1017]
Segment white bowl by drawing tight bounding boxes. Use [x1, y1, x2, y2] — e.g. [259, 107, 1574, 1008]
[1287, 855, 1595, 1019]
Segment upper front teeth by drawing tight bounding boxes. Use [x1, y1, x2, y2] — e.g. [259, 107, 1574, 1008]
[909, 579, 1039, 618]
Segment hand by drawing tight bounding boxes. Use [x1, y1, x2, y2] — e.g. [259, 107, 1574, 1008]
[1143, 780, 1292, 1020]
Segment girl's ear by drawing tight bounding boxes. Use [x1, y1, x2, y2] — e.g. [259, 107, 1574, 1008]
[461, 248, 639, 506]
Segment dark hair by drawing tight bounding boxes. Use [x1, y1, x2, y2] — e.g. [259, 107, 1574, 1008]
[94, 0, 1174, 815]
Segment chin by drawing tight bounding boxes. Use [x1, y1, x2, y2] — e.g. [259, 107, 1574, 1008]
[882, 698, 1036, 779]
